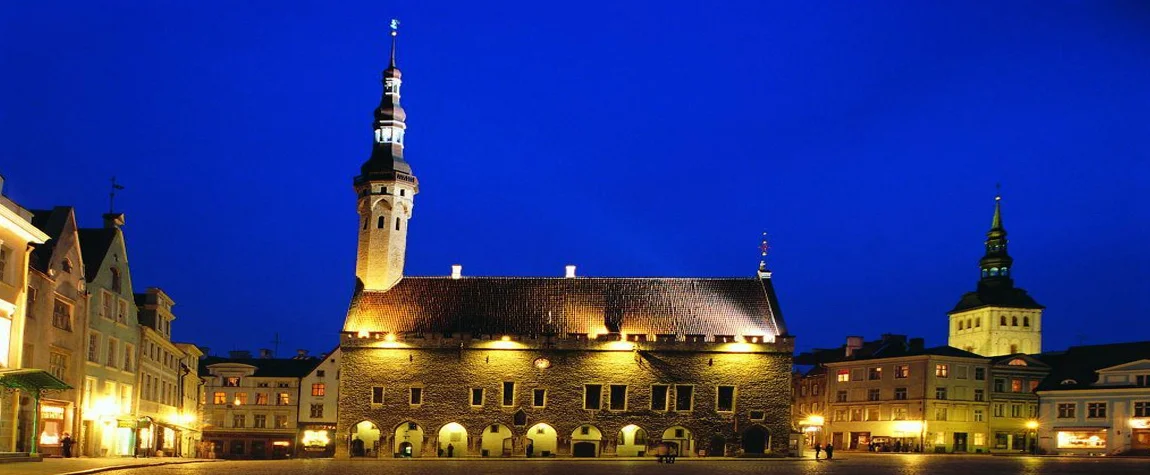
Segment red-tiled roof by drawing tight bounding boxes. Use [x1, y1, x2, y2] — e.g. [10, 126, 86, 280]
[343, 276, 786, 339]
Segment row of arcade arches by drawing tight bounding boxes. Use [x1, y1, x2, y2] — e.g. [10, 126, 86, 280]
[349, 421, 771, 457]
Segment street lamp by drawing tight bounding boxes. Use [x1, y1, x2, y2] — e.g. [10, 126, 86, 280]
[1025, 420, 1039, 454]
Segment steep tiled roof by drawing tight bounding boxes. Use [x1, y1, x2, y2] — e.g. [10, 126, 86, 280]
[28, 207, 71, 273]
[1035, 341, 1150, 391]
[950, 286, 1044, 313]
[199, 356, 321, 378]
[343, 277, 787, 339]
[77, 228, 117, 282]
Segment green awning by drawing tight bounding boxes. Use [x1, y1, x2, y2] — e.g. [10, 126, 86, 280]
[0, 368, 72, 391]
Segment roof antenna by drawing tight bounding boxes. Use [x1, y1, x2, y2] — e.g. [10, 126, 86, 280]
[108, 176, 125, 214]
[389, 18, 399, 68]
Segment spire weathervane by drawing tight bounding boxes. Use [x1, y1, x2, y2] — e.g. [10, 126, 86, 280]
[758, 232, 770, 272]
[388, 18, 400, 67]
[108, 176, 125, 214]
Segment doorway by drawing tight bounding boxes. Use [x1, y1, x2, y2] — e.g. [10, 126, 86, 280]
[953, 433, 968, 453]
[572, 442, 596, 457]
[742, 427, 766, 454]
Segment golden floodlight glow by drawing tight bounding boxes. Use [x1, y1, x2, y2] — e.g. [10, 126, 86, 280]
[1025, 420, 1039, 430]
[1129, 418, 1150, 429]
[893, 420, 924, 433]
[501, 335, 511, 342]
[385, 333, 397, 342]
[357, 330, 370, 339]
[805, 415, 825, 426]
[303, 430, 331, 446]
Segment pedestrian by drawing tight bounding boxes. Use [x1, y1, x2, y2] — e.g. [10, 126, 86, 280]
[527, 442, 534, 458]
[825, 443, 834, 460]
[61, 433, 74, 458]
[447, 443, 454, 458]
[668, 446, 677, 464]
[655, 443, 667, 463]
[813, 442, 821, 459]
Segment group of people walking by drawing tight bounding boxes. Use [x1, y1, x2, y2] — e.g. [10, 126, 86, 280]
[812, 443, 833, 460]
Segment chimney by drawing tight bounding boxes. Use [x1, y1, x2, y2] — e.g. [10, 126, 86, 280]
[565, 265, 576, 278]
[103, 212, 125, 229]
[845, 336, 864, 357]
[228, 350, 252, 359]
[258, 348, 273, 359]
[909, 338, 925, 352]
[296, 349, 308, 358]
[451, 264, 462, 279]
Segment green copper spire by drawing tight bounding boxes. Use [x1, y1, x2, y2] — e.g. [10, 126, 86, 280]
[978, 191, 1012, 288]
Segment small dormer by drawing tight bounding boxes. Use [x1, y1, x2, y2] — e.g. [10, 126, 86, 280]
[1093, 359, 1150, 387]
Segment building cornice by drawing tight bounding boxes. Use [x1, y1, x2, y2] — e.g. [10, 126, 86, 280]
[0, 204, 49, 243]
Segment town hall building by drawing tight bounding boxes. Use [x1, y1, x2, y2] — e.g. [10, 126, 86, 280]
[334, 28, 795, 458]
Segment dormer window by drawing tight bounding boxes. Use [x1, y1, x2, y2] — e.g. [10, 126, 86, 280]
[1060, 379, 1078, 385]
[685, 334, 705, 343]
[61, 259, 73, 274]
[223, 377, 241, 387]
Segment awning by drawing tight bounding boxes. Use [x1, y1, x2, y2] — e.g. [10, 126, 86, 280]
[0, 368, 71, 391]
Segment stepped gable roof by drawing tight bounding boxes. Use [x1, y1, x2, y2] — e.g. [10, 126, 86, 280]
[199, 356, 320, 378]
[28, 207, 71, 273]
[344, 276, 787, 339]
[1035, 341, 1150, 391]
[950, 286, 1044, 313]
[77, 228, 117, 282]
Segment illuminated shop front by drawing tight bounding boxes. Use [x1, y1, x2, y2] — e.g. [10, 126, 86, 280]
[1055, 429, 1108, 450]
[299, 424, 335, 457]
[37, 403, 68, 455]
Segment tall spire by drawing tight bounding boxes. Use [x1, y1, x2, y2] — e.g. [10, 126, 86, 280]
[358, 18, 411, 182]
[978, 190, 1012, 288]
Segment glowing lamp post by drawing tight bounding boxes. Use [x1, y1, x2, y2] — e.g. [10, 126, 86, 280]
[1025, 420, 1039, 454]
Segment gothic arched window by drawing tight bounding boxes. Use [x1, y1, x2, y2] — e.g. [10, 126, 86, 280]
[1012, 316, 1019, 326]
[1000, 316, 1007, 326]
[1023, 316, 1030, 327]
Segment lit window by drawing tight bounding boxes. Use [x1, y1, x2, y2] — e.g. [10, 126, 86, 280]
[312, 383, 325, 396]
[868, 367, 882, 380]
[213, 392, 226, 404]
[277, 392, 290, 405]
[935, 364, 949, 378]
[895, 365, 910, 379]
[255, 393, 268, 405]
[836, 369, 849, 382]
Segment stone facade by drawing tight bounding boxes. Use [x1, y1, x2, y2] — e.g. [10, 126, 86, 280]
[21, 206, 88, 456]
[337, 336, 793, 458]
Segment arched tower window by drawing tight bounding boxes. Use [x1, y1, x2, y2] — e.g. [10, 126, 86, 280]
[377, 216, 386, 229]
[990, 267, 999, 276]
[363, 217, 369, 230]
[1023, 316, 1030, 327]
[1010, 344, 1018, 354]
[966, 319, 972, 330]
[1012, 316, 1018, 327]
[395, 217, 401, 231]
[958, 321, 964, 331]
[1000, 316, 1007, 326]
[1001, 267, 1009, 276]
[974, 318, 980, 328]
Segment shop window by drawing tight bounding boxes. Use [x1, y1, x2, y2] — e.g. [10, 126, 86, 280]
[1056, 431, 1107, 449]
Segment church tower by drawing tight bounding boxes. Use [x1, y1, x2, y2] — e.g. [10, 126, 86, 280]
[947, 193, 1044, 356]
[354, 23, 418, 291]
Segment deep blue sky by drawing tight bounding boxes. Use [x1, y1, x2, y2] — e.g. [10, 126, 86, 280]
[2, 1, 1147, 357]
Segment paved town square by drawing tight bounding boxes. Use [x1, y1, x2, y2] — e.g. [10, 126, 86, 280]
[61, 456, 1148, 475]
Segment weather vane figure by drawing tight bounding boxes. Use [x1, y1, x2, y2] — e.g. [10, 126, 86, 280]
[759, 232, 770, 272]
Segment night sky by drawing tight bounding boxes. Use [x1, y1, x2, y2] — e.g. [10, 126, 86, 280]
[2, 1, 1147, 357]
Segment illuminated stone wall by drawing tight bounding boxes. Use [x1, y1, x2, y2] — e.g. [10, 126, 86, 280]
[336, 335, 794, 458]
[948, 307, 1043, 357]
